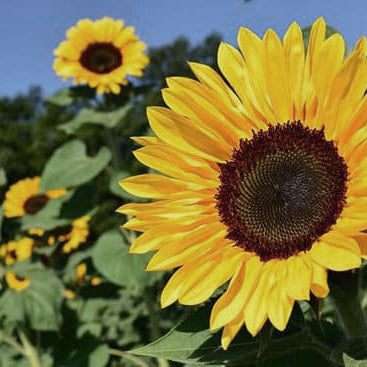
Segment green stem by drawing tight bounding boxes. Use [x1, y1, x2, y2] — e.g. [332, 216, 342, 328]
[109, 349, 150, 367]
[18, 330, 41, 367]
[0, 331, 26, 356]
[329, 270, 367, 338]
[143, 288, 170, 367]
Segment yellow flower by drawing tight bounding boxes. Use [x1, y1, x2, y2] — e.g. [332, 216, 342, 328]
[53, 17, 149, 94]
[64, 289, 76, 299]
[6, 272, 30, 292]
[27, 216, 90, 252]
[0, 238, 34, 265]
[4, 177, 67, 218]
[61, 216, 90, 253]
[119, 18, 367, 349]
[75, 263, 87, 284]
[90, 277, 101, 286]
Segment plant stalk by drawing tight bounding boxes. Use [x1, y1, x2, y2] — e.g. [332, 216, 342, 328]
[18, 329, 42, 367]
[329, 270, 367, 338]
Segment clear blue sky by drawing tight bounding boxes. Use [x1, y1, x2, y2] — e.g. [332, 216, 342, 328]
[1, 0, 367, 97]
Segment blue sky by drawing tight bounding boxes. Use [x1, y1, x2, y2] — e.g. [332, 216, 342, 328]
[1, 0, 367, 96]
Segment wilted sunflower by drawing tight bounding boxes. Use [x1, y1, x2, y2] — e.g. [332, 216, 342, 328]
[54, 17, 149, 94]
[0, 237, 34, 265]
[4, 177, 67, 218]
[6, 272, 30, 292]
[119, 18, 367, 349]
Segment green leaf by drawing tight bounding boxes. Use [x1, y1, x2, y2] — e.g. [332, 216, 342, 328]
[92, 230, 162, 289]
[46, 89, 75, 106]
[131, 302, 332, 366]
[59, 105, 132, 134]
[46, 86, 96, 106]
[40, 140, 111, 191]
[0, 267, 64, 331]
[343, 354, 367, 367]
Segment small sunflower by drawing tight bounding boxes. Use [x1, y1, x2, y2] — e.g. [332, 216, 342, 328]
[28, 216, 90, 252]
[54, 17, 149, 94]
[119, 18, 367, 349]
[4, 177, 67, 218]
[6, 272, 30, 292]
[0, 238, 34, 265]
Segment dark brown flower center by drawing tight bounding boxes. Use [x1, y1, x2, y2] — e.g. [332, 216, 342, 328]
[80, 42, 123, 74]
[216, 121, 348, 261]
[23, 194, 49, 215]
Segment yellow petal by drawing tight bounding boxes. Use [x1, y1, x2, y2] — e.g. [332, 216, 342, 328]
[310, 262, 329, 298]
[210, 255, 261, 330]
[310, 234, 361, 271]
[119, 174, 189, 199]
[263, 29, 292, 120]
[179, 248, 244, 305]
[285, 256, 311, 300]
[221, 311, 246, 350]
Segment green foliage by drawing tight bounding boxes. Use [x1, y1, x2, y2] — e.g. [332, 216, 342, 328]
[343, 354, 367, 366]
[92, 230, 163, 290]
[60, 105, 132, 134]
[0, 267, 64, 331]
[40, 140, 111, 191]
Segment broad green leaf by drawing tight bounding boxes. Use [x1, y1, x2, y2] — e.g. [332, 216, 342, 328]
[40, 140, 111, 191]
[131, 302, 333, 366]
[92, 230, 162, 290]
[343, 354, 367, 367]
[0, 168, 6, 186]
[59, 105, 132, 134]
[0, 267, 64, 331]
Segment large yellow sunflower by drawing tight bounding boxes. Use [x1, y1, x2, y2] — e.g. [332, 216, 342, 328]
[54, 17, 149, 94]
[3, 177, 67, 218]
[119, 17, 367, 349]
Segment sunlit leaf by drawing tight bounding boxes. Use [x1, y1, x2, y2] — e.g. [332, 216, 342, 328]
[40, 140, 111, 191]
[0, 267, 64, 331]
[343, 354, 367, 366]
[92, 230, 162, 290]
[59, 105, 132, 134]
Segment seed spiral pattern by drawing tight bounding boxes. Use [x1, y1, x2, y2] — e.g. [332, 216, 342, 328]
[216, 121, 348, 261]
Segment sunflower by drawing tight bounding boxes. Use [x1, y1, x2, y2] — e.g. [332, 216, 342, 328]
[0, 238, 34, 265]
[27, 216, 89, 253]
[53, 17, 149, 94]
[6, 272, 30, 292]
[119, 17, 367, 349]
[4, 177, 67, 218]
